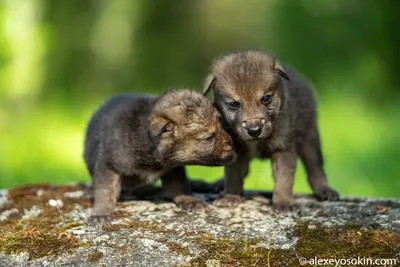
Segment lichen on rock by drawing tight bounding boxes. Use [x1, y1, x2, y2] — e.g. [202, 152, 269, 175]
[0, 184, 398, 266]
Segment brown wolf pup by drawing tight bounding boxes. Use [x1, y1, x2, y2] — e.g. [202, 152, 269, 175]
[84, 89, 236, 226]
[203, 50, 339, 211]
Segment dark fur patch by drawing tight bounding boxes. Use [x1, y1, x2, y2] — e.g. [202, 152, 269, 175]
[84, 89, 236, 226]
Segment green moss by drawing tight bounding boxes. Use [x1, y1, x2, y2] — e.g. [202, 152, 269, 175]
[0, 231, 81, 259]
[166, 241, 191, 256]
[115, 210, 131, 218]
[187, 222, 400, 266]
[0, 184, 88, 260]
[187, 233, 273, 266]
[60, 221, 84, 231]
[294, 222, 400, 260]
[80, 241, 91, 248]
[0, 213, 81, 260]
[102, 224, 123, 232]
[87, 251, 103, 263]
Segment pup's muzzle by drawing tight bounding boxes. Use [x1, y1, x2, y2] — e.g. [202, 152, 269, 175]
[241, 118, 266, 138]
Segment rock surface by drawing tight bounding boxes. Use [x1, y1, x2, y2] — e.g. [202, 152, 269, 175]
[0, 184, 399, 266]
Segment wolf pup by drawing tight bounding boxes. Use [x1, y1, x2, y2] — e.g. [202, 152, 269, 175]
[84, 89, 236, 226]
[203, 50, 339, 210]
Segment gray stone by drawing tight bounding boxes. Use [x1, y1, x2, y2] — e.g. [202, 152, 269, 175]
[0, 186, 399, 266]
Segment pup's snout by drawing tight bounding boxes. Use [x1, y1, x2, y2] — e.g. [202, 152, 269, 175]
[217, 132, 236, 163]
[242, 119, 265, 138]
[223, 144, 233, 152]
[247, 124, 261, 137]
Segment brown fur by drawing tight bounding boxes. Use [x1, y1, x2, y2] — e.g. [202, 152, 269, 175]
[84, 89, 236, 226]
[203, 50, 339, 210]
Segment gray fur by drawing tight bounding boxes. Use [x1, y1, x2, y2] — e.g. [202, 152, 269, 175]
[203, 50, 339, 209]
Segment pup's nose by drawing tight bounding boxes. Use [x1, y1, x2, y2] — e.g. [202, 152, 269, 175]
[247, 124, 261, 137]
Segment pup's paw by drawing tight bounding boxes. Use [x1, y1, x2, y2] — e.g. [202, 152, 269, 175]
[174, 195, 208, 212]
[272, 198, 296, 213]
[87, 214, 114, 228]
[315, 186, 339, 201]
[213, 194, 243, 208]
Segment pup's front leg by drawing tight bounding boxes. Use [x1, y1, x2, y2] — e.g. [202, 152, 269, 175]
[271, 150, 297, 212]
[213, 154, 249, 207]
[298, 128, 339, 201]
[161, 166, 207, 211]
[88, 164, 121, 227]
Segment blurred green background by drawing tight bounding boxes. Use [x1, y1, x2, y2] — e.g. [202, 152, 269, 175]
[1, 0, 399, 197]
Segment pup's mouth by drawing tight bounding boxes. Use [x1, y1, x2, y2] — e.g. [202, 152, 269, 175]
[184, 151, 237, 166]
[203, 151, 237, 166]
[218, 150, 237, 164]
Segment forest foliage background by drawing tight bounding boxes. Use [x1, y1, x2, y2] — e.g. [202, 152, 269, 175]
[1, 0, 399, 197]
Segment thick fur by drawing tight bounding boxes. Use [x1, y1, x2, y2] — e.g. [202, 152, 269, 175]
[84, 90, 236, 226]
[203, 50, 339, 210]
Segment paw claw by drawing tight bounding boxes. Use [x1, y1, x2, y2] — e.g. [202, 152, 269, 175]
[272, 199, 296, 213]
[315, 187, 339, 201]
[213, 194, 242, 207]
[175, 195, 208, 212]
[87, 214, 114, 227]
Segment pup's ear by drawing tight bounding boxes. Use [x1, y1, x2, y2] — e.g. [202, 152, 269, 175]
[202, 75, 217, 96]
[150, 116, 174, 137]
[274, 60, 290, 81]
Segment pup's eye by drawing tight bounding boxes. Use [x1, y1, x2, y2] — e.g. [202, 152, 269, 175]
[161, 122, 173, 134]
[204, 132, 216, 141]
[228, 101, 240, 110]
[261, 95, 272, 105]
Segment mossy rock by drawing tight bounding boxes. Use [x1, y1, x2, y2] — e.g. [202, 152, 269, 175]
[0, 184, 399, 266]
